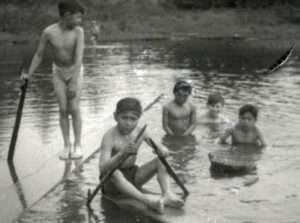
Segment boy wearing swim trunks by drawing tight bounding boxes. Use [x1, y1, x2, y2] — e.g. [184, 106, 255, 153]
[219, 104, 266, 148]
[162, 80, 197, 136]
[21, 0, 85, 159]
[99, 97, 184, 213]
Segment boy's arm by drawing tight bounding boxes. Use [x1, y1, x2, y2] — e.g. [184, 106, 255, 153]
[22, 30, 48, 79]
[162, 105, 174, 135]
[218, 127, 232, 144]
[68, 27, 84, 88]
[99, 133, 127, 174]
[183, 104, 197, 136]
[256, 128, 267, 148]
[74, 26, 84, 68]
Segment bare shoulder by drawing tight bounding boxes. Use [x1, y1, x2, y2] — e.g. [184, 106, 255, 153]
[102, 127, 116, 142]
[220, 114, 230, 123]
[75, 26, 84, 34]
[188, 101, 196, 110]
[254, 125, 263, 136]
[163, 101, 173, 110]
[44, 23, 58, 34]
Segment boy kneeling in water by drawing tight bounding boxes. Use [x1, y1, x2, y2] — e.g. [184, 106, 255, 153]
[99, 97, 184, 213]
[219, 104, 266, 148]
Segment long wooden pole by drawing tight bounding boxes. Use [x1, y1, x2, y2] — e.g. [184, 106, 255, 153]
[147, 137, 189, 198]
[7, 64, 27, 163]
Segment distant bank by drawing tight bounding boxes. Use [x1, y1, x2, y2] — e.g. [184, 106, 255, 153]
[1, 1, 300, 44]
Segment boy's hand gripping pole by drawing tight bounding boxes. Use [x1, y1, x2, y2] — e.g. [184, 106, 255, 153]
[87, 124, 147, 207]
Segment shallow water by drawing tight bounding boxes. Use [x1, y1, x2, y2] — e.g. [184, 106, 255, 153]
[1, 39, 300, 223]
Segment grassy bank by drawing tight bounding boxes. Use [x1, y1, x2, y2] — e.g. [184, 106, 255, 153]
[1, 1, 300, 43]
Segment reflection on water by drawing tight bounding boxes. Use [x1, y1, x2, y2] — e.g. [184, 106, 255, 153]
[8, 163, 28, 210]
[0, 39, 299, 222]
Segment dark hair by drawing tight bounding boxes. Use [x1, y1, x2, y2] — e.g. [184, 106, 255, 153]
[116, 97, 142, 117]
[173, 80, 192, 94]
[239, 104, 258, 120]
[207, 93, 224, 106]
[58, 0, 84, 17]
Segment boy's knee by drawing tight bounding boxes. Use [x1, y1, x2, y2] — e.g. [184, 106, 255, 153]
[69, 107, 80, 116]
[111, 170, 123, 183]
[59, 108, 69, 117]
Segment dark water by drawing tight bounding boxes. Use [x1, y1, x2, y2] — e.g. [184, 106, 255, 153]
[1, 39, 300, 223]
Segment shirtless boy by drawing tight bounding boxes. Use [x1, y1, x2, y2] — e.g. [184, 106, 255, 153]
[162, 80, 197, 136]
[99, 97, 184, 213]
[198, 92, 229, 125]
[90, 20, 100, 45]
[219, 104, 266, 148]
[21, 0, 85, 159]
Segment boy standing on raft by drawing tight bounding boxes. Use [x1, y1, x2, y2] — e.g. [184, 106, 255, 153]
[99, 97, 184, 213]
[162, 80, 197, 136]
[21, 0, 85, 159]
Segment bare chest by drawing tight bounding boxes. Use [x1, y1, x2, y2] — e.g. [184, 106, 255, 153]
[48, 30, 77, 51]
[232, 130, 257, 143]
[168, 105, 191, 120]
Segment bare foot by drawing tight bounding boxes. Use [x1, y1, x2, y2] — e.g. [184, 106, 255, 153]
[145, 196, 164, 214]
[163, 192, 184, 208]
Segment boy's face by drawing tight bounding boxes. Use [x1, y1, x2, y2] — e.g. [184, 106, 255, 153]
[174, 89, 190, 105]
[207, 102, 223, 118]
[115, 111, 140, 135]
[238, 112, 256, 129]
[65, 12, 83, 28]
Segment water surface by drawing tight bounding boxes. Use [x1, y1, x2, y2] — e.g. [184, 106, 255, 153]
[0, 39, 299, 223]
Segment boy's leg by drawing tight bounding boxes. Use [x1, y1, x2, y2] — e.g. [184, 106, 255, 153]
[134, 158, 184, 208]
[69, 72, 83, 157]
[110, 170, 164, 213]
[53, 75, 71, 157]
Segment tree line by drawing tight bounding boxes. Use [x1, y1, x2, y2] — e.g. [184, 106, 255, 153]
[173, 0, 299, 9]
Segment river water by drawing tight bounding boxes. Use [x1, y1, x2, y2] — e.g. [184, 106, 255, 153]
[0, 39, 299, 223]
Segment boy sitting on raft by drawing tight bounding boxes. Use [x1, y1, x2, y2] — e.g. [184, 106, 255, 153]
[219, 104, 266, 148]
[99, 97, 184, 213]
[162, 80, 197, 136]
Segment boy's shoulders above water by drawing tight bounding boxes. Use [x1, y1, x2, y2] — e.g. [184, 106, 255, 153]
[163, 100, 195, 109]
[198, 112, 230, 125]
[44, 23, 84, 35]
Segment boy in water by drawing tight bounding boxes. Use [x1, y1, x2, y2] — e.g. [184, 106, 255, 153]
[219, 104, 266, 148]
[162, 80, 197, 136]
[198, 92, 229, 125]
[21, 0, 85, 159]
[99, 97, 184, 213]
[90, 20, 100, 45]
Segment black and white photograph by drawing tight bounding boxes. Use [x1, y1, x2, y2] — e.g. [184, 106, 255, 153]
[0, 0, 299, 222]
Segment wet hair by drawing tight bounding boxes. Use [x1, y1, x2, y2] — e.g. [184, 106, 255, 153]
[173, 80, 192, 94]
[58, 0, 84, 17]
[116, 97, 142, 118]
[207, 93, 224, 106]
[239, 104, 258, 120]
